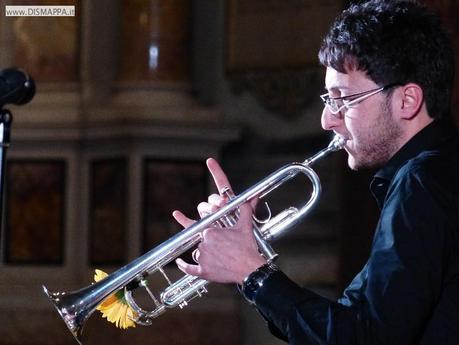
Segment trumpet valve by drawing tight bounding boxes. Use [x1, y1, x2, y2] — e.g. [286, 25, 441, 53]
[260, 207, 299, 242]
[161, 274, 209, 308]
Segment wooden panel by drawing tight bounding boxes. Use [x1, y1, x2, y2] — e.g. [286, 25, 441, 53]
[5, 160, 66, 264]
[142, 159, 207, 253]
[89, 159, 128, 265]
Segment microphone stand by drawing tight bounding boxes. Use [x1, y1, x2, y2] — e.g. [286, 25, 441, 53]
[0, 69, 35, 246]
[0, 108, 12, 240]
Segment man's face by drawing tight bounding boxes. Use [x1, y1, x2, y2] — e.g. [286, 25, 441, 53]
[321, 67, 402, 170]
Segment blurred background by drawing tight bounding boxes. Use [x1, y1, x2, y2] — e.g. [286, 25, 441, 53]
[0, 0, 457, 344]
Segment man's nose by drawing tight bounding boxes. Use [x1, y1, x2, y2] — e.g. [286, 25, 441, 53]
[321, 106, 342, 130]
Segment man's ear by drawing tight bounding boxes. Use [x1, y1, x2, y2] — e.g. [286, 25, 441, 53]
[396, 83, 424, 120]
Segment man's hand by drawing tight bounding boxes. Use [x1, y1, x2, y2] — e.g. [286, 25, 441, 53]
[172, 158, 266, 284]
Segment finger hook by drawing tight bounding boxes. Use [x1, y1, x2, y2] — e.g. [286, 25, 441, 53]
[252, 202, 272, 224]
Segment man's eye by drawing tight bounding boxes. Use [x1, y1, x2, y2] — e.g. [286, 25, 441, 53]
[342, 96, 357, 103]
[328, 91, 341, 98]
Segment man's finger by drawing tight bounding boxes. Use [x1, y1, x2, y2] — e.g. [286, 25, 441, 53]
[208, 193, 226, 207]
[197, 200, 219, 218]
[206, 158, 233, 196]
[172, 210, 196, 228]
[237, 203, 255, 232]
[249, 196, 260, 210]
[176, 258, 202, 277]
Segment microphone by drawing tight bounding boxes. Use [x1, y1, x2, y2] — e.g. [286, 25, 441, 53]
[0, 68, 35, 107]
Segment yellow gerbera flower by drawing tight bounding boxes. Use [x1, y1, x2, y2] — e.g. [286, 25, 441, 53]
[94, 269, 137, 329]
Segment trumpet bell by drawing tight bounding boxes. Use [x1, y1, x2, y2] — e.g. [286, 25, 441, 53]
[43, 285, 85, 345]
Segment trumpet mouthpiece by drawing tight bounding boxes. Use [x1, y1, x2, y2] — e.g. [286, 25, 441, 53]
[329, 136, 346, 151]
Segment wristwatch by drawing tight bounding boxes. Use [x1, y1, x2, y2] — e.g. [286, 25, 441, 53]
[241, 262, 279, 305]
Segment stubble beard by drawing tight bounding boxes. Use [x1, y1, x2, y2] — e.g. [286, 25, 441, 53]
[348, 101, 402, 171]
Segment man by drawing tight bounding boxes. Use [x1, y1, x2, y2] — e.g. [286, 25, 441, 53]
[173, 1, 459, 344]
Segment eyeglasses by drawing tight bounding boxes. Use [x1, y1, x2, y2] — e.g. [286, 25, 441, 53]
[320, 83, 399, 117]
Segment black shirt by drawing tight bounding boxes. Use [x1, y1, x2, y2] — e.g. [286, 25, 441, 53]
[251, 119, 459, 345]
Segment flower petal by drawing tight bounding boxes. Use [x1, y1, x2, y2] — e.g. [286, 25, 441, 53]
[93, 269, 137, 329]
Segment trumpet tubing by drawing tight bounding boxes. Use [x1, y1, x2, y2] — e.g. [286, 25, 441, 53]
[43, 135, 345, 345]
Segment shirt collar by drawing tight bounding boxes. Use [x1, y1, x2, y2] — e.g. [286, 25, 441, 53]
[370, 119, 458, 208]
[374, 119, 458, 182]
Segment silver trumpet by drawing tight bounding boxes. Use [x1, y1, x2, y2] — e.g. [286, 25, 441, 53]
[43, 135, 345, 345]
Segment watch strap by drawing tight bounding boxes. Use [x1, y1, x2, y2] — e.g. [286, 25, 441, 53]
[241, 262, 279, 305]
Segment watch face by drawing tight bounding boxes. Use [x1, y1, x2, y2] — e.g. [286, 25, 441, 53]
[248, 271, 265, 289]
[242, 264, 277, 304]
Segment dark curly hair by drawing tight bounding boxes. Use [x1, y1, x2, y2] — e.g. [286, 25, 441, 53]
[318, 0, 454, 119]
